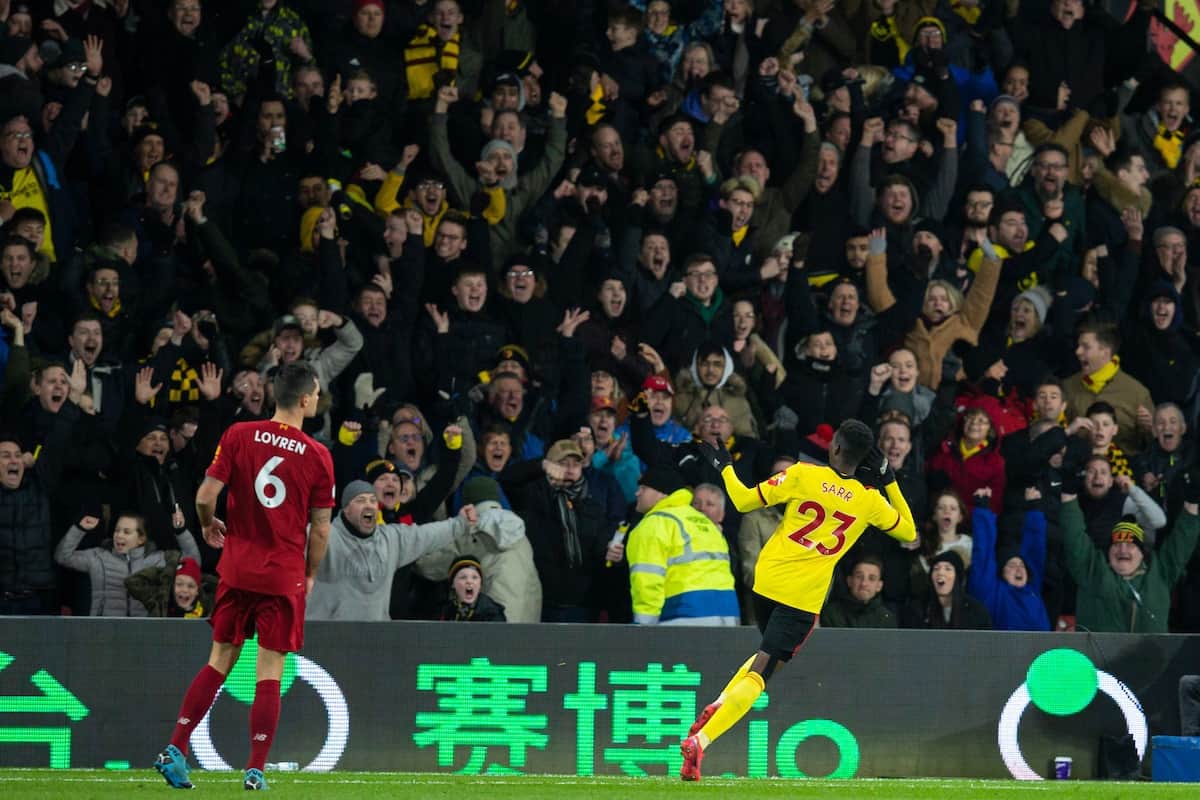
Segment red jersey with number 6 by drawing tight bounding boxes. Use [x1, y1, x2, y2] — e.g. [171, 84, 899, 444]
[206, 420, 335, 596]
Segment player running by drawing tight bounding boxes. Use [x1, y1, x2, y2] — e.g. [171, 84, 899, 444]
[154, 362, 335, 791]
[680, 419, 916, 781]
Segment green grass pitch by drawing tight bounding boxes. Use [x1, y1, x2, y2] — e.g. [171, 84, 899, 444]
[0, 771, 1197, 799]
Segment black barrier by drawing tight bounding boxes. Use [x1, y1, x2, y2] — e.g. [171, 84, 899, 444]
[0, 619, 1195, 778]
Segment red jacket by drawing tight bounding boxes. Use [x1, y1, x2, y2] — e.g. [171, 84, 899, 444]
[929, 440, 1006, 514]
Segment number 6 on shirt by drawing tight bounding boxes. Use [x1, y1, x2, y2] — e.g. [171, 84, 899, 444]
[255, 456, 287, 508]
[788, 500, 855, 556]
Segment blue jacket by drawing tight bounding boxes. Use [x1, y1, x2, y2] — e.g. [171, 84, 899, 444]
[968, 507, 1050, 631]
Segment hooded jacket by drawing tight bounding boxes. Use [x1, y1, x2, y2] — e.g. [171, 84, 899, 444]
[55, 524, 200, 617]
[627, 488, 739, 625]
[1123, 282, 1200, 411]
[967, 506, 1050, 631]
[673, 347, 759, 437]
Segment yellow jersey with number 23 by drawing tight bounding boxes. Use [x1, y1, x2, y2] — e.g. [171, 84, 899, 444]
[750, 461, 917, 614]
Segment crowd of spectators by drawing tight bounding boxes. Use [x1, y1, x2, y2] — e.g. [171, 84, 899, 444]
[3, 0, 1200, 634]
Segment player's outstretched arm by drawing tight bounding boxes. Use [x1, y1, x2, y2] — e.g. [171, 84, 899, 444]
[306, 507, 332, 594]
[881, 482, 917, 543]
[700, 442, 764, 512]
[721, 466, 767, 513]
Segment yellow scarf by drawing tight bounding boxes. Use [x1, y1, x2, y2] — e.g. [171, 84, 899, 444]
[1082, 357, 1120, 395]
[869, 16, 909, 64]
[586, 82, 607, 126]
[959, 438, 988, 460]
[299, 205, 323, 253]
[1106, 443, 1132, 479]
[3, 167, 56, 262]
[405, 26, 460, 101]
[184, 600, 205, 619]
[89, 294, 122, 319]
[732, 225, 748, 246]
[168, 357, 200, 404]
[1155, 125, 1186, 170]
[950, 0, 982, 25]
[478, 185, 507, 225]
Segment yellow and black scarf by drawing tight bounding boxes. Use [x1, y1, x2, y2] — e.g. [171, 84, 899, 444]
[1155, 124, 1186, 170]
[405, 25, 460, 100]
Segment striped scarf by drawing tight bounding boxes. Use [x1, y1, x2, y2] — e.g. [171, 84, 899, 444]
[405, 26, 460, 101]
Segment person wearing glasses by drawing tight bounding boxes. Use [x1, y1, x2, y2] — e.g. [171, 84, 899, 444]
[1, 36, 103, 264]
[1014, 142, 1085, 254]
[640, 252, 735, 373]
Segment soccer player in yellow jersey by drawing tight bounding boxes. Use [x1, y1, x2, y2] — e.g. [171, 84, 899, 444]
[679, 419, 917, 781]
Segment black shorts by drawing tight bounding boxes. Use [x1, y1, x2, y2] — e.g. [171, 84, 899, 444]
[753, 594, 818, 663]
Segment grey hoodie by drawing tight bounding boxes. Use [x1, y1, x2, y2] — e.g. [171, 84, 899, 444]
[306, 511, 467, 621]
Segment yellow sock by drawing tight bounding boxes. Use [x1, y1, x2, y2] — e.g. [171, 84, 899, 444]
[697, 671, 765, 749]
[716, 655, 756, 703]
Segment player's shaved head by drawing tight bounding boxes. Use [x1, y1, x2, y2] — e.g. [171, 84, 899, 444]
[831, 419, 873, 475]
[273, 362, 319, 411]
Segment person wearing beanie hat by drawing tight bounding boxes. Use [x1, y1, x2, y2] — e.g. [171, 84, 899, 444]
[459, 475, 503, 507]
[487, 70, 525, 113]
[441, 554, 507, 621]
[638, 465, 685, 497]
[479, 138, 518, 189]
[796, 424, 834, 463]
[163, 557, 210, 618]
[416, 474, 540, 622]
[1061, 478, 1200, 633]
[126, 550, 218, 619]
[340, 479, 377, 510]
[967, 488, 1051, 631]
[679, 420, 917, 778]
[576, 161, 608, 190]
[494, 343, 532, 382]
[307, 481, 481, 622]
[1012, 286, 1051, 328]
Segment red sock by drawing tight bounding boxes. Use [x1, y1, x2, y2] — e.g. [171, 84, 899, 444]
[246, 679, 281, 771]
[170, 665, 226, 755]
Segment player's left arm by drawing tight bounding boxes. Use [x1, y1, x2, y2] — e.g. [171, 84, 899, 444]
[306, 506, 333, 593]
[719, 465, 769, 513]
[878, 482, 917, 543]
[195, 476, 227, 548]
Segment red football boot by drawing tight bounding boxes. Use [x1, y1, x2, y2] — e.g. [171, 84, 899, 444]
[679, 735, 704, 782]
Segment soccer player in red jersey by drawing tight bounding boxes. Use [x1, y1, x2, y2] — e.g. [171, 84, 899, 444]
[154, 362, 335, 791]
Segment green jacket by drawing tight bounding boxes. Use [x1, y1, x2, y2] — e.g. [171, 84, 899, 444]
[429, 111, 566, 264]
[820, 594, 898, 629]
[1062, 499, 1200, 633]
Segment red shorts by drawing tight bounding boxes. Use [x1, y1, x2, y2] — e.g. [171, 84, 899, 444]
[209, 582, 306, 653]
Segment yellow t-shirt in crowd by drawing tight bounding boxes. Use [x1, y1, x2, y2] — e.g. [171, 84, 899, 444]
[749, 462, 916, 614]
